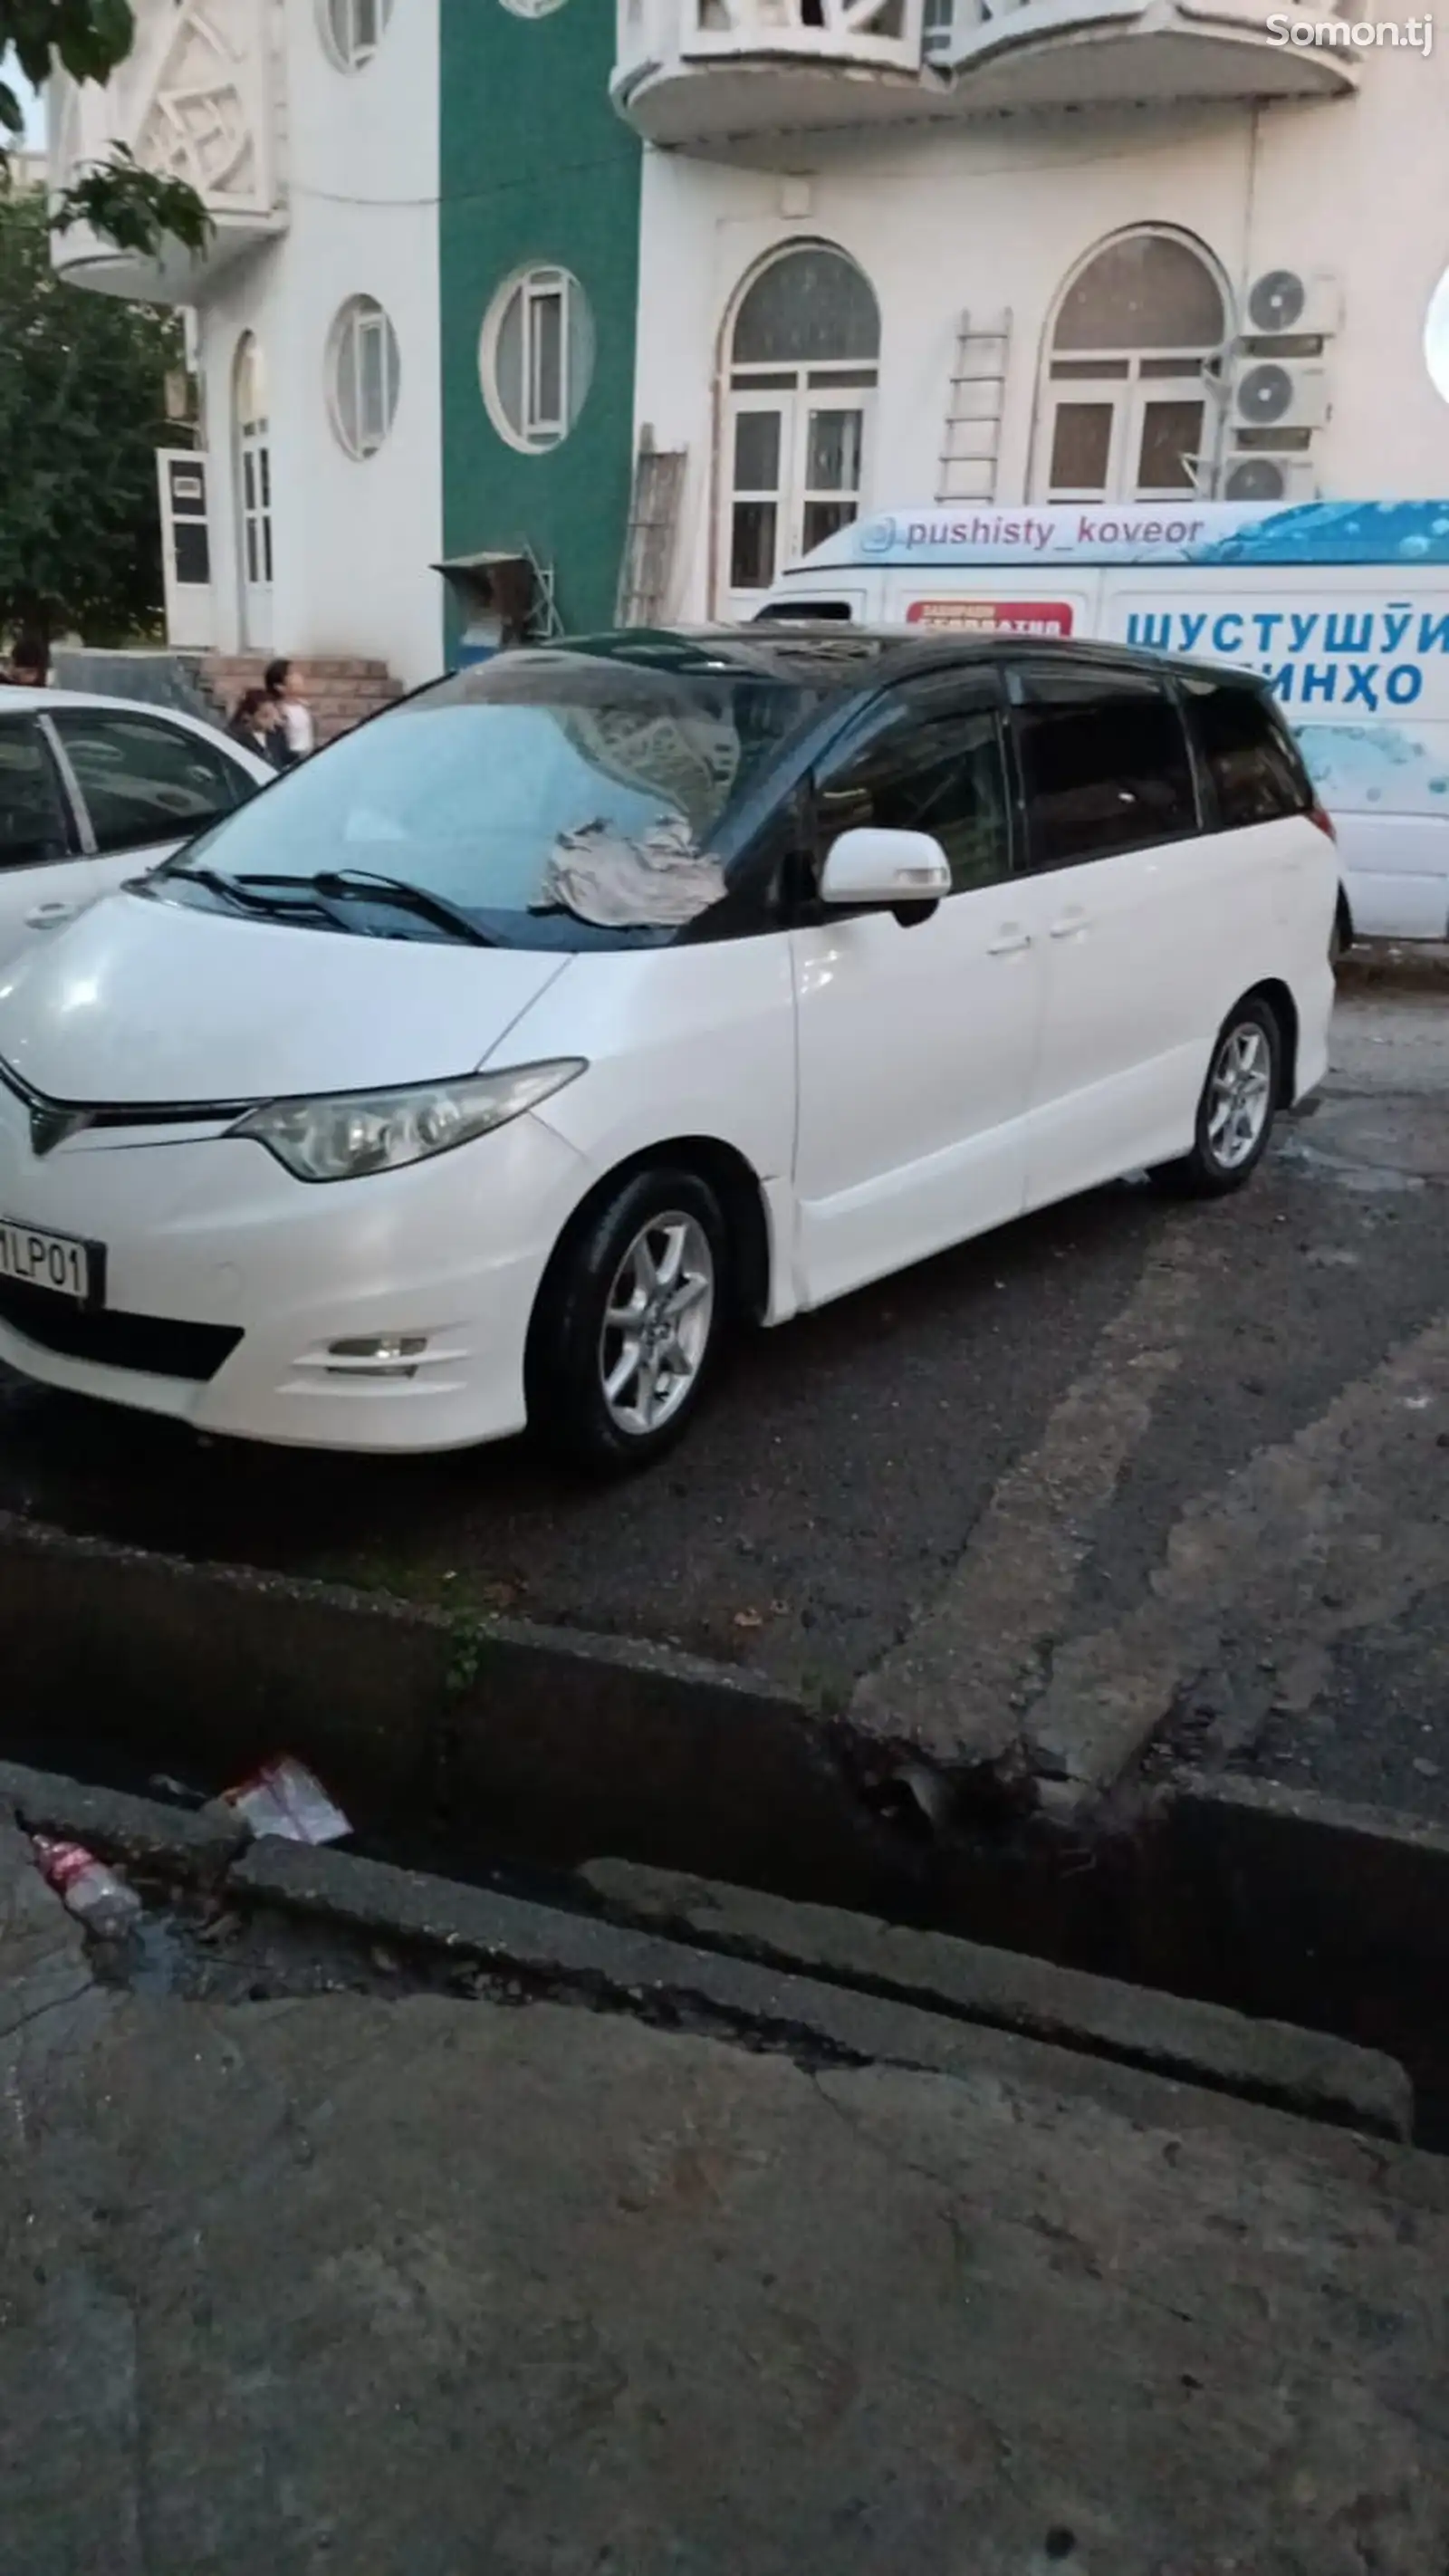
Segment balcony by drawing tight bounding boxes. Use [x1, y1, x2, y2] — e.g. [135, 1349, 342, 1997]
[612, 0, 1359, 154]
[51, 0, 283, 303]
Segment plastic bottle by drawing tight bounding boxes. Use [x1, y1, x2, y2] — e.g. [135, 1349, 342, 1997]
[31, 1837, 142, 1939]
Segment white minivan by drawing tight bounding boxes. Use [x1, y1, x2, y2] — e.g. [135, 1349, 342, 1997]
[0, 629, 1335, 1467]
[761, 497, 1449, 945]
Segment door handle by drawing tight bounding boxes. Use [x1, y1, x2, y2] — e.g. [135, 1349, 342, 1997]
[24, 902, 77, 929]
[1050, 910, 1089, 939]
[986, 928, 1033, 956]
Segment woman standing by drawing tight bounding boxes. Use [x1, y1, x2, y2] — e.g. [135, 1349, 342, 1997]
[264, 658, 315, 765]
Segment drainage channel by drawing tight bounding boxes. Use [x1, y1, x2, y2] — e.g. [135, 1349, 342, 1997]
[5, 1513, 1449, 2152]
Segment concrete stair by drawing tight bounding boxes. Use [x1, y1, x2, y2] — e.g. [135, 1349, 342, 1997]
[198, 653, 403, 747]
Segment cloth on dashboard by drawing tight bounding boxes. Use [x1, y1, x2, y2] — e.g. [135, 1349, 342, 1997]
[533, 815, 726, 930]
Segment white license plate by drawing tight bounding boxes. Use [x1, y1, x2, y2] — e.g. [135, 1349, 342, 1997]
[0, 1218, 103, 1305]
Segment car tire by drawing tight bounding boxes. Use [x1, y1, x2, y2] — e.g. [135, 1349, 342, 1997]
[527, 1166, 729, 1472]
[1152, 995, 1282, 1199]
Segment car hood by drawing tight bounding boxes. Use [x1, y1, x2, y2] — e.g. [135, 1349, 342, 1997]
[0, 890, 572, 1105]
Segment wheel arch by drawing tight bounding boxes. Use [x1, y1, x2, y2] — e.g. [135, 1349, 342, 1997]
[1237, 977, 1300, 1107]
[527, 1135, 776, 1360]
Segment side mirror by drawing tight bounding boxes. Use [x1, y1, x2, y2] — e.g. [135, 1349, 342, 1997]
[819, 826, 952, 909]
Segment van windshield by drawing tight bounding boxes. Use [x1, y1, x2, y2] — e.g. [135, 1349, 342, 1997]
[155, 648, 817, 950]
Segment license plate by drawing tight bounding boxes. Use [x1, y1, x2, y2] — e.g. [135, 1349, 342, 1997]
[0, 1218, 104, 1306]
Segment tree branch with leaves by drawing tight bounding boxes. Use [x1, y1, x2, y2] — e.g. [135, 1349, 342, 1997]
[2, 0, 210, 254]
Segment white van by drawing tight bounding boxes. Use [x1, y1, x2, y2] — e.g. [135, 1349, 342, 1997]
[761, 499, 1449, 944]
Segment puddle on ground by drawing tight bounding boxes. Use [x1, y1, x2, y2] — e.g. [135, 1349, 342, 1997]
[1282, 1099, 1449, 1187]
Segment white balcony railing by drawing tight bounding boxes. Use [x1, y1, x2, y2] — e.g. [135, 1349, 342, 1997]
[613, 0, 1358, 150]
[51, 0, 283, 301]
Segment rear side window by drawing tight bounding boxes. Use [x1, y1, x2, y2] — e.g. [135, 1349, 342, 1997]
[1012, 667, 1197, 870]
[1181, 676, 1313, 829]
[52, 711, 250, 856]
[0, 719, 72, 870]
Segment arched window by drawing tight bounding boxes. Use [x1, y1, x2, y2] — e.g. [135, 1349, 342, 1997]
[233, 332, 273, 648]
[721, 244, 880, 611]
[1034, 230, 1229, 505]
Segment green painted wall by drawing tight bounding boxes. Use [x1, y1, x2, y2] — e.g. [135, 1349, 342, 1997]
[438, 0, 640, 650]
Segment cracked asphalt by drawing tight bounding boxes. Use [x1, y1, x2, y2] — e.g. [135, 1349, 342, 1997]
[1, 957, 1445, 1819]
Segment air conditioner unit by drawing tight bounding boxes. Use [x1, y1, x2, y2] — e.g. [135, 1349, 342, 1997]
[1221, 456, 1319, 505]
[1230, 357, 1329, 432]
[1244, 268, 1342, 340]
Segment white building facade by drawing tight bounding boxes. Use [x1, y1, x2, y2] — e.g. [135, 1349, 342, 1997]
[51, 0, 443, 685]
[614, 2, 1449, 623]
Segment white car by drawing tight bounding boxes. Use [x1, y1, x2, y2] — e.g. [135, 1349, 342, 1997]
[0, 687, 273, 959]
[0, 631, 1336, 1469]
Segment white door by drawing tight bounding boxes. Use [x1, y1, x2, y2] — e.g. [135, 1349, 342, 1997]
[0, 714, 109, 963]
[723, 388, 870, 620]
[790, 674, 1043, 1308]
[1007, 661, 1225, 1207]
[238, 420, 273, 649]
[234, 334, 273, 650]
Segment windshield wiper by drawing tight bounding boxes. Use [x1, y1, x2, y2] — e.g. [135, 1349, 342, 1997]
[158, 865, 352, 932]
[160, 865, 308, 918]
[161, 864, 500, 948]
[311, 869, 502, 947]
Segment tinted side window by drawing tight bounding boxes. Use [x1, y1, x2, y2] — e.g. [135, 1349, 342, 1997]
[52, 712, 249, 856]
[1013, 668, 1197, 870]
[1182, 676, 1312, 829]
[816, 689, 1011, 893]
[0, 719, 73, 871]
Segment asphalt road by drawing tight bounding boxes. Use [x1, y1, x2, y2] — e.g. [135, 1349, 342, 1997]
[1, 960, 1445, 1819]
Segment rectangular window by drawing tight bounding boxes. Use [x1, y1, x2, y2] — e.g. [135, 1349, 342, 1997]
[1181, 675, 1313, 829]
[0, 720, 72, 871]
[53, 713, 252, 856]
[1137, 399, 1204, 493]
[1047, 401, 1113, 496]
[1013, 668, 1197, 870]
[528, 283, 565, 439]
[358, 312, 388, 451]
[730, 501, 778, 592]
[817, 687, 1012, 895]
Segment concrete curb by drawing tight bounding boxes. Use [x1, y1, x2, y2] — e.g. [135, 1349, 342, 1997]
[0, 1511, 902, 1906]
[0, 1747, 1415, 2146]
[0, 1756, 248, 1879]
[230, 1837, 1412, 2149]
[579, 1856, 1412, 2142]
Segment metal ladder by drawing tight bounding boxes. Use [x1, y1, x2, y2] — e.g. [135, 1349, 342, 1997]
[936, 309, 1012, 505]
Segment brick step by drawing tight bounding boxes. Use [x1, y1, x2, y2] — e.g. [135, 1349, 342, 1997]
[198, 651, 402, 747]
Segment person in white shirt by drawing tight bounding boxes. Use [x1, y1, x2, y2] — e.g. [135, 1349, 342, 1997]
[264, 658, 315, 764]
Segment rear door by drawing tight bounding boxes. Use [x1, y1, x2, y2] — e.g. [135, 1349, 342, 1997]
[48, 708, 258, 914]
[0, 713, 100, 960]
[790, 668, 1044, 1306]
[1008, 660, 1221, 1206]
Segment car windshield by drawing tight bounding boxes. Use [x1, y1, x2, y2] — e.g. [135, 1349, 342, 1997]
[154, 646, 818, 950]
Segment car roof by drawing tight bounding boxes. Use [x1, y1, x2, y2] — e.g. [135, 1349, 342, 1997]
[0, 685, 275, 779]
[516, 626, 1270, 697]
[0, 684, 221, 723]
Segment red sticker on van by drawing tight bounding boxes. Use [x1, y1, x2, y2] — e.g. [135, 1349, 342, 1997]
[906, 600, 1075, 636]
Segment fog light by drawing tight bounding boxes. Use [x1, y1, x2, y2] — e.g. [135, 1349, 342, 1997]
[325, 1332, 428, 1379]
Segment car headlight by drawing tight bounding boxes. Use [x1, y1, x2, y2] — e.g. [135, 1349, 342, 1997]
[228, 1060, 586, 1183]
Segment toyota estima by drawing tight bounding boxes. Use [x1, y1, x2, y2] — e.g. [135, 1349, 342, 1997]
[0, 630, 1334, 1468]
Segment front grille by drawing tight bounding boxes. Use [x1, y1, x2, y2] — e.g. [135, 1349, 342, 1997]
[0, 1280, 242, 1382]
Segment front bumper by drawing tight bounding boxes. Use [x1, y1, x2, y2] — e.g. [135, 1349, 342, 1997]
[0, 1094, 589, 1452]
